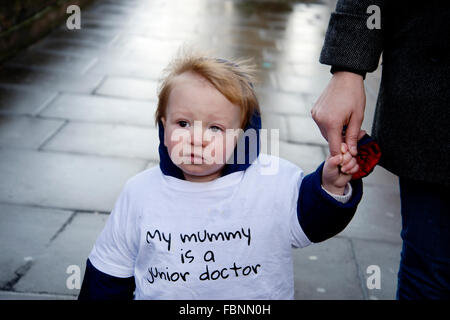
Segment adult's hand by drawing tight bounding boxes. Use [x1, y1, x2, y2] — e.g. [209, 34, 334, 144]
[311, 71, 366, 157]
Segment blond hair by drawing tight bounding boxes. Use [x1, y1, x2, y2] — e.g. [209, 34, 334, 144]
[155, 50, 260, 129]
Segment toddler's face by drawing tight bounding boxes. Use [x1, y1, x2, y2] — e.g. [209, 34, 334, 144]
[161, 72, 242, 182]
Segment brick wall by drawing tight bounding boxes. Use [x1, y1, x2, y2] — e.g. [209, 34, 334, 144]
[0, 0, 94, 62]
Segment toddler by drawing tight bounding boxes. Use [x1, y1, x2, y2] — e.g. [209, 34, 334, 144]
[79, 52, 365, 300]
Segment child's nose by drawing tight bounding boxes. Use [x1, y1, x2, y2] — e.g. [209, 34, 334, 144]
[191, 131, 203, 146]
[190, 127, 207, 147]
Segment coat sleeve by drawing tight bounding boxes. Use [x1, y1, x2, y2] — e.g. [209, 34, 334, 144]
[320, 0, 385, 73]
[297, 162, 363, 243]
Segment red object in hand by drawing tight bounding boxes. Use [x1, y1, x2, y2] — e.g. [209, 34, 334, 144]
[352, 134, 382, 180]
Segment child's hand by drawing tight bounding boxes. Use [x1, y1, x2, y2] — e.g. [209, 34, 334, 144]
[322, 130, 366, 195]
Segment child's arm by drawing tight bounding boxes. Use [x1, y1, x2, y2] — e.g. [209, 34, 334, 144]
[296, 132, 367, 243]
[78, 259, 135, 300]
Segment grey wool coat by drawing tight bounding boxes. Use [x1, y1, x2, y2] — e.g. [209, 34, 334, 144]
[320, 0, 450, 186]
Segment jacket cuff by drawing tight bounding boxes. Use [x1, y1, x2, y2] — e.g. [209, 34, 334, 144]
[321, 182, 353, 204]
[320, 11, 383, 72]
[330, 65, 367, 80]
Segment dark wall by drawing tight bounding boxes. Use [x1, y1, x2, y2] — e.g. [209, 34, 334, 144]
[0, 0, 94, 62]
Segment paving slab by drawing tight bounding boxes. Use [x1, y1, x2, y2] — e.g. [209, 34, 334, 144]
[287, 115, 327, 146]
[86, 1, 138, 16]
[112, 34, 182, 57]
[276, 74, 327, 96]
[216, 27, 268, 44]
[0, 148, 146, 212]
[261, 113, 289, 141]
[0, 67, 104, 94]
[277, 31, 325, 46]
[277, 141, 325, 175]
[39, 93, 157, 127]
[214, 45, 267, 66]
[0, 290, 75, 300]
[256, 89, 309, 116]
[67, 15, 127, 31]
[47, 25, 121, 46]
[86, 59, 164, 80]
[277, 62, 331, 78]
[95, 76, 159, 101]
[340, 184, 402, 244]
[352, 238, 401, 300]
[282, 38, 327, 54]
[5, 51, 98, 75]
[362, 165, 399, 190]
[14, 212, 109, 296]
[0, 116, 64, 149]
[30, 38, 117, 59]
[303, 93, 321, 111]
[41, 122, 160, 161]
[218, 33, 278, 49]
[258, 28, 286, 42]
[118, 48, 178, 67]
[81, 8, 138, 24]
[263, 46, 321, 66]
[234, 17, 284, 31]
[254, 71, 278, 90]
[0, 203, 73, 289]
[0, 87, 57, 116]
[293, 237, 364, 300]
[146, 161, 159, 170]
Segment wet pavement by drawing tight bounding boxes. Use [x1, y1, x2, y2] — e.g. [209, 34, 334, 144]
[0, 0, 401, 300]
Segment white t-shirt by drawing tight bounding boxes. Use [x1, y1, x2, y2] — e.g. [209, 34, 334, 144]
[89, 153, 315, 299]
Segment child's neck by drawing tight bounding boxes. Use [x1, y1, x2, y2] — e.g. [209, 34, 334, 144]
[183, 170, 222, 183]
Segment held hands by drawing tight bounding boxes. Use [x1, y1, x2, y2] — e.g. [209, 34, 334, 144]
[322, 130, 366, 195]
[311, 71, 366, 157]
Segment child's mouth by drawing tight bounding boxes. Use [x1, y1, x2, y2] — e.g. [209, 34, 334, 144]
[190, 153, 203, 163]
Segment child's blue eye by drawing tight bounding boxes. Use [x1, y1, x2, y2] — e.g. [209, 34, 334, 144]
[209, 126, 222, 132]
[178, 121, 189, 128]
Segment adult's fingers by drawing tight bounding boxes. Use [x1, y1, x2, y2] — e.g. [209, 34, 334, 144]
[345, 116, 363, 156]
[327, 126, 344, 157]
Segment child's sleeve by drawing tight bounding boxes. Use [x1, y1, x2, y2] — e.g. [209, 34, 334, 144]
[295, 161, 363, 244]
[290, 169, 314, 249]
[87, 181, 139, 278]
[78, 259, 135, 300]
